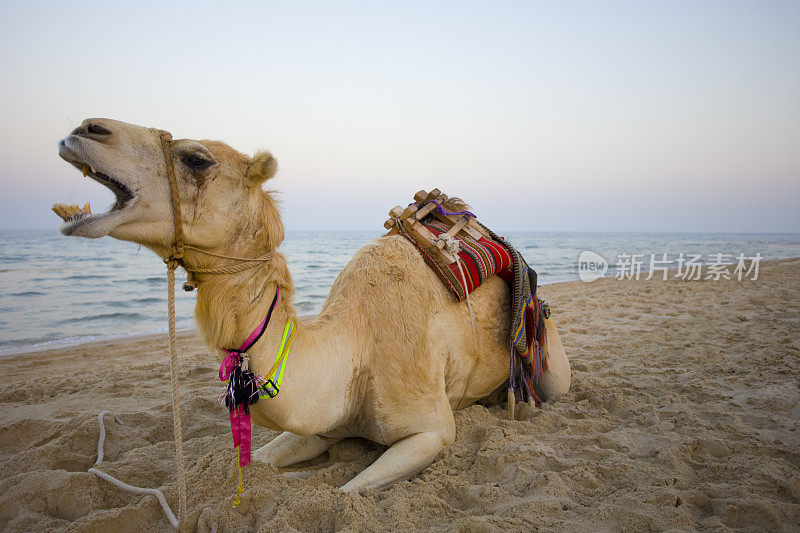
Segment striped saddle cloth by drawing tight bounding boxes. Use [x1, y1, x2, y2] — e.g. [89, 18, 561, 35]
[422, 219, 513, 301]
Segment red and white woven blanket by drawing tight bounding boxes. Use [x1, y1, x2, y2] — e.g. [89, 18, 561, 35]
[417, 219, 512, 301]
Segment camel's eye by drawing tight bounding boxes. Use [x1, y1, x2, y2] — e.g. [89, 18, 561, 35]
[182, 153, 215, 171]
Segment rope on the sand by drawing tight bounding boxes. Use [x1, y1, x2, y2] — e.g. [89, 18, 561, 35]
[89, 410, 179, 529]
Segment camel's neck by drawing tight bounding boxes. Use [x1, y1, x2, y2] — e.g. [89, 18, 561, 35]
[192, 253, 298, 351]
[190, 250, 354, 435]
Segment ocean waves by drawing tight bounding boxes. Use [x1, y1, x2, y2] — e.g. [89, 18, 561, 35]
[2, 229, 800, 355]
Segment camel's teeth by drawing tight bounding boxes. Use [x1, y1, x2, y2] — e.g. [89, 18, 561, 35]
[81, 164, 90, 177]
[52, 203, 68, 221]
[83, 202, 91, 214]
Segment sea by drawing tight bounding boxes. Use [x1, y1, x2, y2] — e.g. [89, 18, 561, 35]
[1, 229, 799, 355]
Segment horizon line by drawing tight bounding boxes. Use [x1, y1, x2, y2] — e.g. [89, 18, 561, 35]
[2, 227, 800, 236]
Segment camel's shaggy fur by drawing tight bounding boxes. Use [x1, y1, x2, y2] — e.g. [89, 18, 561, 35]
[56, 118, 571, 491]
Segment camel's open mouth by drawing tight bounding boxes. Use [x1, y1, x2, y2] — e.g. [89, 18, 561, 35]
[55, 147, 138, 237]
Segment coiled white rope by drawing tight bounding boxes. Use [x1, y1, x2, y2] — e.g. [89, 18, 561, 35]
[88, 410, 179, 529]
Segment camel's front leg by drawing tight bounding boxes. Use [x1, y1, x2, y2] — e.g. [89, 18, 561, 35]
[253, 432, 340, 468]
[340, 425, 455, 492]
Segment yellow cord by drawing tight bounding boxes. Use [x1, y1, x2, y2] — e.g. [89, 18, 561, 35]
[233, 446, 244, 507]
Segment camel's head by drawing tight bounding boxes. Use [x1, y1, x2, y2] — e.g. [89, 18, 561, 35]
[54, 118, 282, 258]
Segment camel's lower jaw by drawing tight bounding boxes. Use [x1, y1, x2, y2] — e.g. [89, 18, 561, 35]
[55, 198, 138, 238]
[56, 143, 139, 238]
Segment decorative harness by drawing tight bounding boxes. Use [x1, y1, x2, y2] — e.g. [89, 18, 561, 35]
[218, 286, 295, 505]
[158, 130, 291, 508]
[217, 286, 295, 464]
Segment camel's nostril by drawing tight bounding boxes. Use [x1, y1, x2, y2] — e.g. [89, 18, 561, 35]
[59, 139, 66, 148]
[87, 124, 113, 136]
[72, 123, 113, 138]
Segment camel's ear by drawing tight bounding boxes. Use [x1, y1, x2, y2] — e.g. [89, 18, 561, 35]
[246, 151, 277, 184]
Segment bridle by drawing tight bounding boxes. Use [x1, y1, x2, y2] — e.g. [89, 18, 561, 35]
[158, 131, 185, 267]
[157, 130, 274, 291]
[154, 129, 277, 526]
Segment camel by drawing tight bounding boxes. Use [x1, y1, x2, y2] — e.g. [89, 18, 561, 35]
[53, 118, 571, 492]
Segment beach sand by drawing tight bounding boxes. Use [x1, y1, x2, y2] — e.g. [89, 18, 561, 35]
[1, 258, 798, 532]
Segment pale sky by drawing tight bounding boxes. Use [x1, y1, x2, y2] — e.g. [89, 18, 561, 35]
[0, 1, 798, 232]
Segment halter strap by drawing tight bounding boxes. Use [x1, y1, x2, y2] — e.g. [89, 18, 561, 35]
[156, 129, 274, 289]
[158, 131, 184, 264]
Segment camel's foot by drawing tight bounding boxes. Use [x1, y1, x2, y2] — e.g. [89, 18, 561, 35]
[253, 432, 340, 468]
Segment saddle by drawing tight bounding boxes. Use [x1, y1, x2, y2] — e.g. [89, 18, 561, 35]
[384, 189, 566, 408]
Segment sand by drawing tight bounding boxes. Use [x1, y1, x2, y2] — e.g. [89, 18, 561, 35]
[1, 258, 799, 532]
